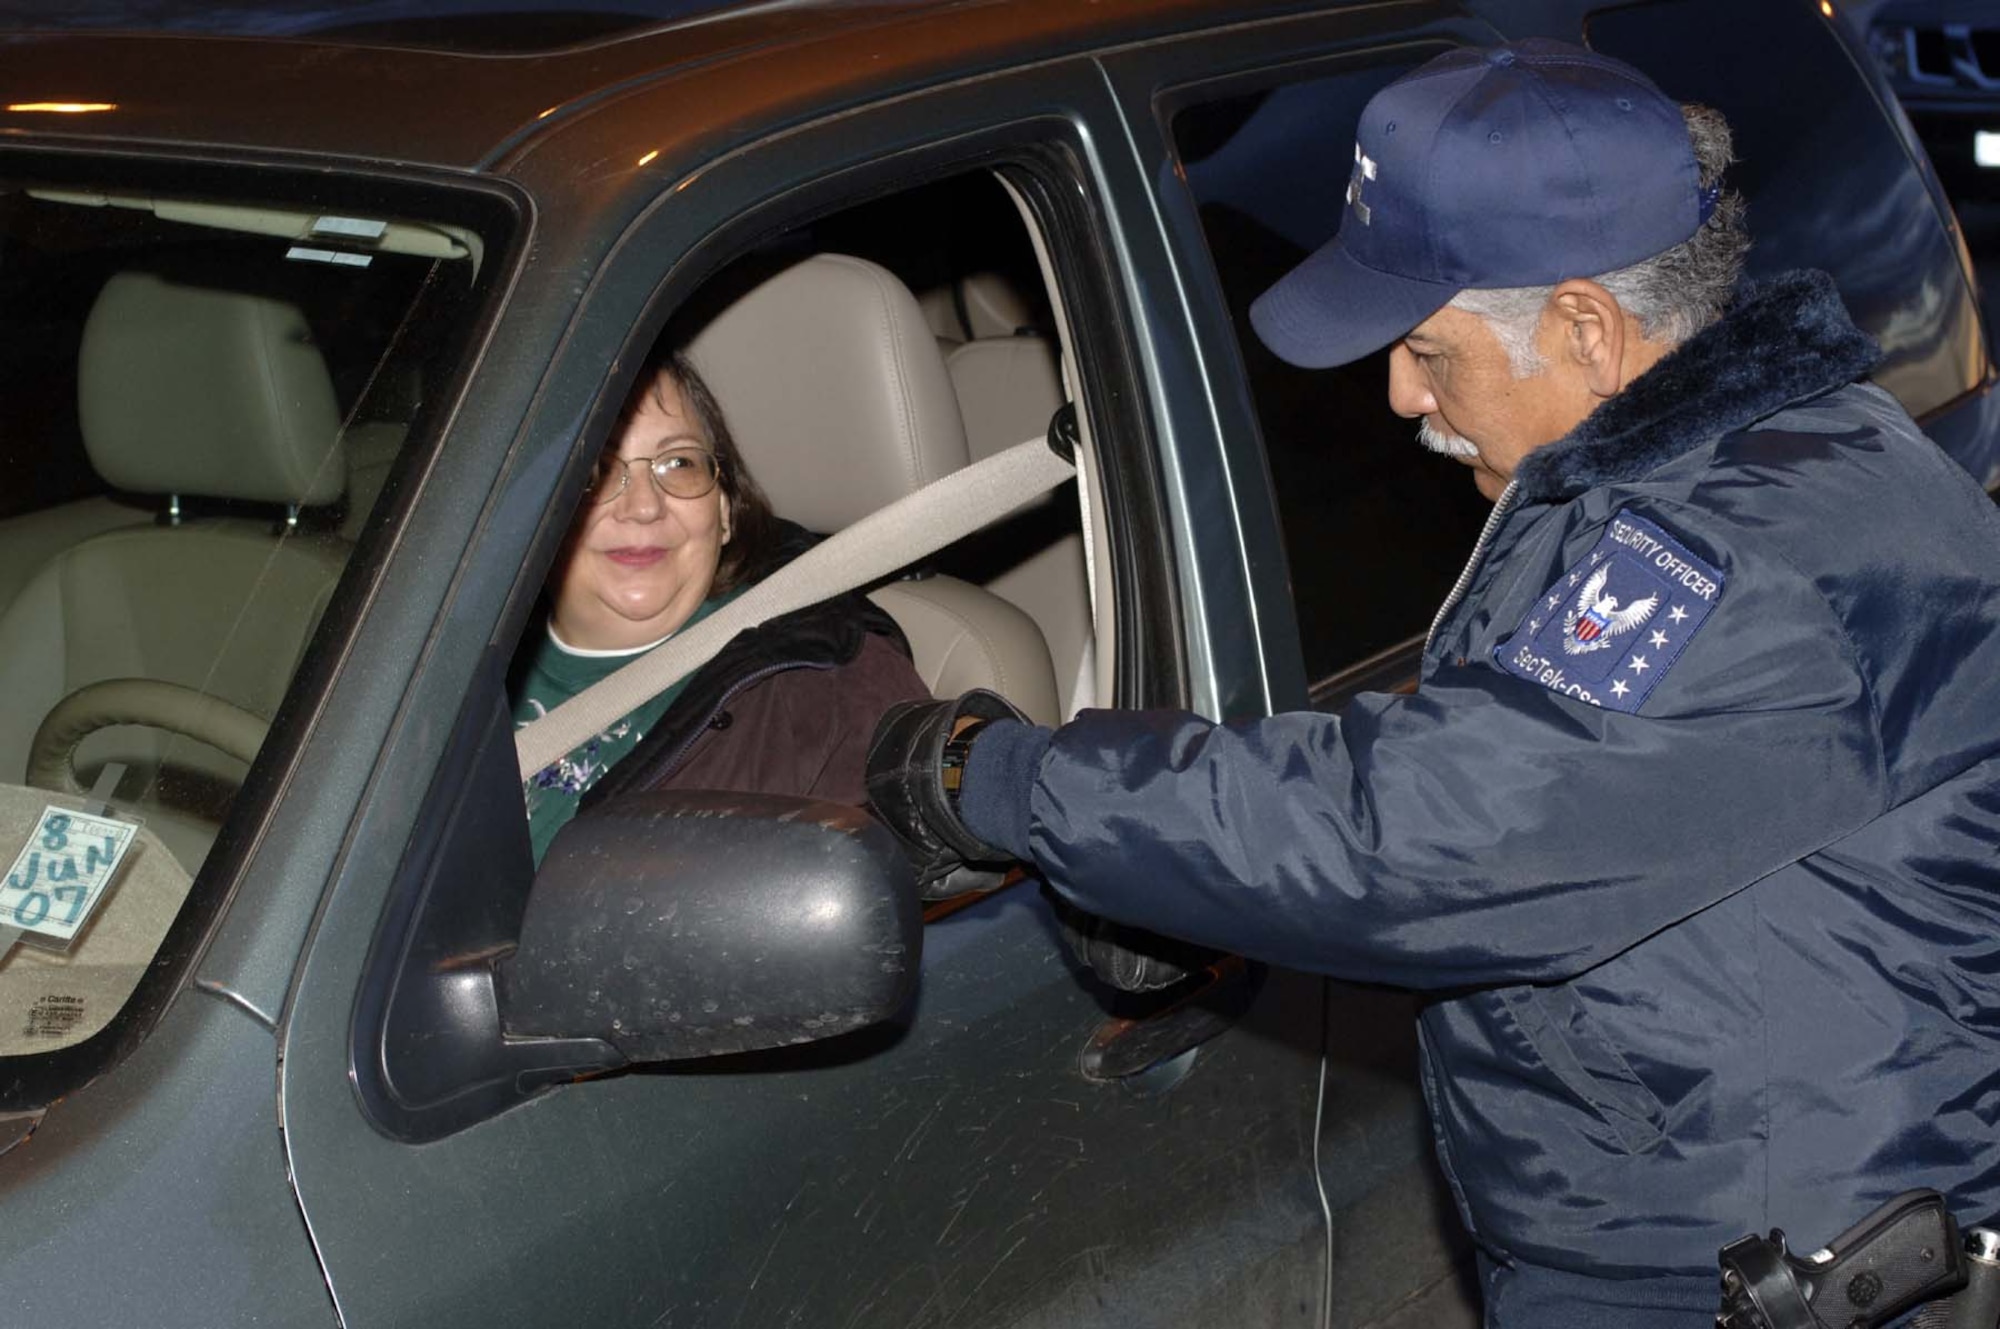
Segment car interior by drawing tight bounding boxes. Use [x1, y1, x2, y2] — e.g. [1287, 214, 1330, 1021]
[0, 186, 474, 1056]
[0, 166, 1101, 1057]
[642, 171, 1098, 729]
[676, 249, 1067, 725]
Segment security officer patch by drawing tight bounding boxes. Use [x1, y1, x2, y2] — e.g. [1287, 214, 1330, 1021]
[1494, 510, 1722, 714]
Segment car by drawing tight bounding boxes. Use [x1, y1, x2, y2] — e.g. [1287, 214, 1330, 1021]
[0, 2, 1986, 1326]
[1859, 0, 2000, 351]
[1864, 0, 2000, 203]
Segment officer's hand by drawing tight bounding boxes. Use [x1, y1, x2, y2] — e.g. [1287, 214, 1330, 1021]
[865, 689, 1026, 899]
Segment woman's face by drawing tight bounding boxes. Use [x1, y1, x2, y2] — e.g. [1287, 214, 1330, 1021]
[550, 372, 731, 651]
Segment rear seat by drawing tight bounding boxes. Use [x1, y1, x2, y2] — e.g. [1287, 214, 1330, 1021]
[920, 270, 1044, 344]
[919, 269, 1094, 718]
[943, 331, 1093, 719]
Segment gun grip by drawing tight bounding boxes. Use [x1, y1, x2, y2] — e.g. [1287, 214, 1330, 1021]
[1805, 1190, 1966, 1326]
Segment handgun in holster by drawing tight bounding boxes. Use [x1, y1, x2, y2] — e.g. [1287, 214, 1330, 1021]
[1716, 1188, 2000, 1329]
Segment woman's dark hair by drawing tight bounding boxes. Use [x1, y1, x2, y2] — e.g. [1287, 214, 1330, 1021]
[624, 349, 780, 597]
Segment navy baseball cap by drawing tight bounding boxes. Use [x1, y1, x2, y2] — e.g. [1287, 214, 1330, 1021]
[1249, 40, 1706, 369]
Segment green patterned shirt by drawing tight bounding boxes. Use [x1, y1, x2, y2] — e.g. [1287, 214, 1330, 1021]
[514, 594, 736, 863]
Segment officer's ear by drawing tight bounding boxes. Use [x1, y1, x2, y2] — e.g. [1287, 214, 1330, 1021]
[1549, 279, 1629, 399]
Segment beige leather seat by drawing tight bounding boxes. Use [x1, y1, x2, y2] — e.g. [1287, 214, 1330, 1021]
[915, 264, 1095, 718]
[0, 270, 352, 865]
[943, 331, 1093, 719]
[688, 253, 1062, 726]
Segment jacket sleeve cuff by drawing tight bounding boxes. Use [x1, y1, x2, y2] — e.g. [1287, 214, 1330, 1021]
[958, 719, 1052, 862]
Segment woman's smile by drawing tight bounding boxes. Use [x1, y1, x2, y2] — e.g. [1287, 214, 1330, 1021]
[604, 545, 668, 568]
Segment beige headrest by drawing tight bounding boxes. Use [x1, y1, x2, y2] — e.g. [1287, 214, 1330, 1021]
[913, 272, 1041, 343]
[959, 271, 1039, 339]
[688, 254, 970, 533]
[78, 271, 345, 507]
[946, 336, 1065, 463]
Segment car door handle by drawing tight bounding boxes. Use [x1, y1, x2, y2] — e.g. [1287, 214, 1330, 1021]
[1079, 954, 1253, 1080]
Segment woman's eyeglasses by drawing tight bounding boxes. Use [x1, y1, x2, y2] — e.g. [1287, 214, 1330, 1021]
[589, 446, 721, 504]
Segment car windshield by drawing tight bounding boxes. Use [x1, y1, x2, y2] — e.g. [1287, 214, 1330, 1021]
[0, 173, 489, 1059]
[0, 0, 772, 53]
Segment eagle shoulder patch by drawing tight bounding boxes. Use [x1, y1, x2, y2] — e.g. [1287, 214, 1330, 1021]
[1494, 510, 1723, 714]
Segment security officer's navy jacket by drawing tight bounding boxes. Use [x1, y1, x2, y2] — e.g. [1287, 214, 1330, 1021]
[959, 272, 2000, 1310]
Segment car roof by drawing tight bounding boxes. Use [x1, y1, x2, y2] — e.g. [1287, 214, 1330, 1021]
[0, 0, 1332, 172]
[0, 1, 752, 53]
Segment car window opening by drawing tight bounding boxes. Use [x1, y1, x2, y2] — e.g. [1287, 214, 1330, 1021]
[1170, 71, 1496, 698]
[511, 168, 1101, 873]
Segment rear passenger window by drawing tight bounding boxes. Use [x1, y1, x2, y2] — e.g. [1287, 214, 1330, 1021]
[0, 178, 489, 1061]
[1169, 66, 1492, 696]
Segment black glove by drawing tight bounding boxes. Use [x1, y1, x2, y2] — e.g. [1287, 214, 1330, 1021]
[1049, 890, 1217, 994]
[865, 689, 1026, 899]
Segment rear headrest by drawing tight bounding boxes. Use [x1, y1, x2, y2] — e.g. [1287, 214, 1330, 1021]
[78, 271, 345, 507]
[947, 336, 1065, 463]
[915, 271, 1043, 343]
[688, 254, 969, 533]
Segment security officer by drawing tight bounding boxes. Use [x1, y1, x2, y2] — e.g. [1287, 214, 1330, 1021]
[866, 38, 2000, 1328]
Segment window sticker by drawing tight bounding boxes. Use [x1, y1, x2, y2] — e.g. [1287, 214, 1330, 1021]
[1494, 511, 1724, 714]
[0, 806, 141, 946]
[21, 993, 87, 1041]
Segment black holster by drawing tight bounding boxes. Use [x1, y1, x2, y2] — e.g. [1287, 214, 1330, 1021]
[1717, 1188, 2000, 1329]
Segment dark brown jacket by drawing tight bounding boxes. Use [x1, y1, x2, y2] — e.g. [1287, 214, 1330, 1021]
[580, 590, 927, 811]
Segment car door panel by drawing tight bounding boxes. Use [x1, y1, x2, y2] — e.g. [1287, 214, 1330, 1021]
[280, 55, 1350, 1328]
[0, 990, 335, 1325]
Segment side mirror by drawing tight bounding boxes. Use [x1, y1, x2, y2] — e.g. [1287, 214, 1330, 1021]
[499, 790, 921, 1061]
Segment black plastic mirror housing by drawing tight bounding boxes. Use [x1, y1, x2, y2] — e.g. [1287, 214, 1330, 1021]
[499, 790, 921, 1061]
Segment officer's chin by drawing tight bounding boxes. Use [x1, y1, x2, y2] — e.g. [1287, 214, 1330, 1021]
[1471, 464, 1508, 502]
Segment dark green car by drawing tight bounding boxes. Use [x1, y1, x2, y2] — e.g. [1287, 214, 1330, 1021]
[0, 2, 1984, 1325]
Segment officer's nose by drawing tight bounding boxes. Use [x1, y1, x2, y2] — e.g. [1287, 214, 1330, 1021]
[1387, 343, 1437, 420]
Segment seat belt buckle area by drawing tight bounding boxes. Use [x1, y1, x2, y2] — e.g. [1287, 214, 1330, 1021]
[1716, 1188, 2000, 1328]
[1045, 400, 1077, 464]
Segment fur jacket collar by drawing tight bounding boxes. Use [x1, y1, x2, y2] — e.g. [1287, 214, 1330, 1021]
[1510, 269, 1881, 505]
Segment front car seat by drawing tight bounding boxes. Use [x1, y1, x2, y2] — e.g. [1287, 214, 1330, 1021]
[688, 252, 1062, 726]
[0, 270, 352, 867]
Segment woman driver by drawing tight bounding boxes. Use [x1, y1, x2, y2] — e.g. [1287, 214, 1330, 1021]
[513, 349, 929, 863]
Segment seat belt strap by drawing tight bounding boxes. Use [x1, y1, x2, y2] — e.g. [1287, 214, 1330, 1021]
[515, 434, 1076, 780]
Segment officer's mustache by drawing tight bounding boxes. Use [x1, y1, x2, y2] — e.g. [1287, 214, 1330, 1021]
[1417, 418, 1479, 459]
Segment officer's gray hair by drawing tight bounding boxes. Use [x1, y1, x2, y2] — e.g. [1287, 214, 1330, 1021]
[1449, 105, 1749, 378]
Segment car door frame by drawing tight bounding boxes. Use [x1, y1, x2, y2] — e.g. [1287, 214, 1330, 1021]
[1091, 11, 1525, 1322]
[277, 41, 1356, 1329]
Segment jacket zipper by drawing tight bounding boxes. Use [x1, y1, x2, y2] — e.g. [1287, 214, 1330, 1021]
[1424, 478, 1520, 657]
